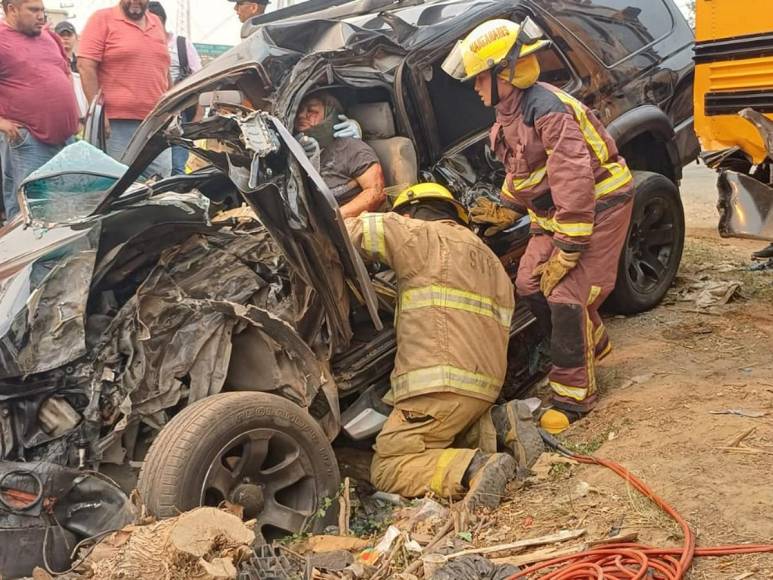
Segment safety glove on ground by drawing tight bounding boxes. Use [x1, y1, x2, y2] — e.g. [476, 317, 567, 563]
[469, 197, 523, 236]
[332, 115, 362, 139]
[533, 249, 581, 297]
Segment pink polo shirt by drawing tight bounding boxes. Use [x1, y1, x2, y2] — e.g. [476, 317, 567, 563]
[0, 21, 79, 144]
[78, 6, 170, 120]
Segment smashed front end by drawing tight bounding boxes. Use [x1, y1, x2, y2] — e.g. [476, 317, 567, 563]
[702, 108, 773, 243]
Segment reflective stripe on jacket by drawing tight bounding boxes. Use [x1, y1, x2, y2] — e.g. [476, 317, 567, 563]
[346, 213, 515, 404]
[491, 82, 633, 252]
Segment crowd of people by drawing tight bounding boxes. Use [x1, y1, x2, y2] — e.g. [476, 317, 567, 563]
[0, 0, 269, 222]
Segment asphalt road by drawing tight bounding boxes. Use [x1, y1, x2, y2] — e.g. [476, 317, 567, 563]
[679, 161, 722, 232]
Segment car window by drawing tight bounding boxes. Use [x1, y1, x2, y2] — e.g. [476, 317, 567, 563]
[536, 45, 574, 90]
[425, 45, 575, 150]
[425, 62, 495, 151]
[20, 141, 127, 225]
[552, 0, 674, 66]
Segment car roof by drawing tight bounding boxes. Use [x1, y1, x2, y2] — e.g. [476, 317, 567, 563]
[241, 0, 523, 51]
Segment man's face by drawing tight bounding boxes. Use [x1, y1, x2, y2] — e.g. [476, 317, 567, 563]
[7, 0, 46, 37]
[234, 0, 265, 23]
[119, 0, 149, 21]
[294, 98, 325, 133]
[57, 30, 77, 53]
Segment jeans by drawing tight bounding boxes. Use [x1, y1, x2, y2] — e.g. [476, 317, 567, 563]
[106, 119, 171, 180]
[0, 128, 65, 221]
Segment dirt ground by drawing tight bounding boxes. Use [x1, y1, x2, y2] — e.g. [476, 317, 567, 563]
[480, 163, 773, 578]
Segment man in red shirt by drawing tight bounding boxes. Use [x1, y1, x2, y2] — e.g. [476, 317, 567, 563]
[0, 0, 79, 221]
[78, 0, 171, 178]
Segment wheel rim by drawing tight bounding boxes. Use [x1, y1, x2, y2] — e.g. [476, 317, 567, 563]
[200, 428, 317, 540]
[625, 193, 677, 295]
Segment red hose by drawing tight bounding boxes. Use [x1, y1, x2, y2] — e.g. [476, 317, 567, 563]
[508, 453, 773, 579]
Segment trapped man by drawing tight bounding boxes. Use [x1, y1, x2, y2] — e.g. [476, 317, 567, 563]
[294, 92, 385, 218]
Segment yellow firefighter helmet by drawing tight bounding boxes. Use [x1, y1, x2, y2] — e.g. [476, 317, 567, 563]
[441, 18, 550, 84]
[392, 182, 470, 224]
[540, 409, 571, 434]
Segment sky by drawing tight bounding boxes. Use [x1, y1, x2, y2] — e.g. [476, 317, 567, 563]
[51, 0, 694, 46]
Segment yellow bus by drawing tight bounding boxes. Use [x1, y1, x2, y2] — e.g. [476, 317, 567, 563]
[694, 0, 773, 248]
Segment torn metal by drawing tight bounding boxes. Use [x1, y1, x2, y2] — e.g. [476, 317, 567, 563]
[717, 170, 773, 241]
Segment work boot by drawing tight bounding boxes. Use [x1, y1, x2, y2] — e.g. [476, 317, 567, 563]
[752, 243, 773, 260]
[462, 452, 516, 511]
[491, 400, 545, 469]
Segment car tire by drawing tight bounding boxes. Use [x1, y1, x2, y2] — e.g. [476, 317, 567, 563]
[137, 392, 340, 540]
[604, 171, 685, 314]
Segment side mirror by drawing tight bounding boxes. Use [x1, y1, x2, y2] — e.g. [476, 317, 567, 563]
[198, 90, 246, 108]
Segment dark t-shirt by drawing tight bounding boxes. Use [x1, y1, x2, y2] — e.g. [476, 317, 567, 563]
[320, 138, 380, 204]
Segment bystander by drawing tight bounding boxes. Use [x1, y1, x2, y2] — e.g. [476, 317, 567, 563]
[228, 0, 268, 24]
[54, 21, 88, 119]
[0, 0, 79, 221]
[53, 20, 77, 70]
[78, 0, 171, 178]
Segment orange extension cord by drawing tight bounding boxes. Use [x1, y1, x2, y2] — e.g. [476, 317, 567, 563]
[508, 452, 773, 579]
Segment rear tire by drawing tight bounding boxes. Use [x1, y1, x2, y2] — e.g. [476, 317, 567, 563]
[605, 171, 685, 314]
[137, 392, 340, 541]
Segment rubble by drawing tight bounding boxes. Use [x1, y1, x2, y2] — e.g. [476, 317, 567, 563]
[72, 507, 255, 580]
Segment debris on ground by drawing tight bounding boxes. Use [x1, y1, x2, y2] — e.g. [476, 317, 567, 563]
[428, 554, 518, 579]
[710, 408, 768, 418]
[306, 535, 371, 554]
[677, 276, 743, 308]
[528, 452, 579, 481]
[72, 507, 255, 579]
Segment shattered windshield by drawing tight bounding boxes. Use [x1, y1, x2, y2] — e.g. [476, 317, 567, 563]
[20, 141, 128, 225]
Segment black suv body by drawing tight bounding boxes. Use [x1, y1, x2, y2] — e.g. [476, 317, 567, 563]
[0, 1, 697, 573]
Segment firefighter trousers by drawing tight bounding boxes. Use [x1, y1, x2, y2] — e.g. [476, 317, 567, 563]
[516, 199, 633, 402]
[371, 392, 497, 498]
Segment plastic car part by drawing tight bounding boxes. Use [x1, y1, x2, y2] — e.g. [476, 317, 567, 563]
[0, 461, 134, 578]
[341, 383, 392, 440]
[238, 544, 308, 580]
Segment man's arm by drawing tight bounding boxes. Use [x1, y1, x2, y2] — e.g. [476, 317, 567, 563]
[77, 57, 100, 106]
[76, 10, 106, 106]
[340, 163, 386, 219]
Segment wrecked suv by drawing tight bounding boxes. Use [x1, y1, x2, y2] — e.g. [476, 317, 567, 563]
[0, 0, 698, 567]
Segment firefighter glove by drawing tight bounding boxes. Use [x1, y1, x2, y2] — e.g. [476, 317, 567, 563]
[533, 250, 581, 297]
[469, 197, 523, 236]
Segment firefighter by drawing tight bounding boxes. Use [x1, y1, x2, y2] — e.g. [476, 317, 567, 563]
[345, 183, 543, 509]
[441, 19, 633, 426]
